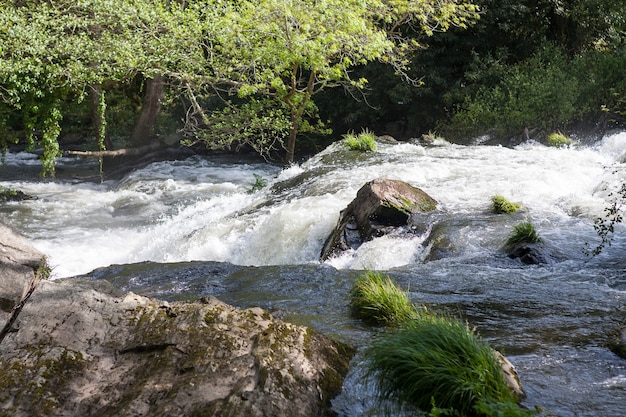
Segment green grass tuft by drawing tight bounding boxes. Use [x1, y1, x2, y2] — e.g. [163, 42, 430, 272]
[366, 315, 529, 416]
[491, 195, 520, 214]
[343, 128, 377, 152]
[349, 271, 420, 326]
[546, 131, 572, 147]
[506, 221, 542, 248]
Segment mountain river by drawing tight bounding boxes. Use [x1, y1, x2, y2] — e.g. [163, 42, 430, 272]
[1, 133, 626, 416]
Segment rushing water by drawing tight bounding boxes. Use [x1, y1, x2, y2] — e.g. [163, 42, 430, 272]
[1, 133, 626, 416]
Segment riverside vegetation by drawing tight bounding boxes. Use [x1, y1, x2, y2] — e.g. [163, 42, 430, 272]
[350, 271, 531, 417]
[1, 1, 625, 175]
[491, 195, 521, 214]
[343, 129, 378, 152]
[505, 222, 543, 250]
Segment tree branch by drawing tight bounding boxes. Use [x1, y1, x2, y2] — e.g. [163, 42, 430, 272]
[65, 143, 162, 158]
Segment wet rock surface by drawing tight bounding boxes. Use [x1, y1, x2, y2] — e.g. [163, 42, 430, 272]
[0, 220, 354, 417]
[608, 325, 626, 359]
[321, 178, 437, 260]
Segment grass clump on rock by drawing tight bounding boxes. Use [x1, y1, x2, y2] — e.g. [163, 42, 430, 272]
[506, 221, 542, 248]
[491, 195, 520, 214]
[349, 271, 420, 326]
[365, 315, 532, 417]
[353, 272, 532, 416]
[343, 128, 377, 152]
[546, 131, 572, 147]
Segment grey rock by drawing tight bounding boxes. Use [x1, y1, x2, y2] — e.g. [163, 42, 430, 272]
[608, 325, 626, 360]
[321, 178, 437, 260]
[0, 221, 353, 417]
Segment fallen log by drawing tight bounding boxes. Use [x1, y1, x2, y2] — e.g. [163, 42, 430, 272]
[64, 143, 162, 158]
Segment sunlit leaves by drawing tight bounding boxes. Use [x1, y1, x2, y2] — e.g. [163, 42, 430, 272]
[197, 0, 478, 162]
[0, 0, 481, 170]
[0, 0, 200, 175]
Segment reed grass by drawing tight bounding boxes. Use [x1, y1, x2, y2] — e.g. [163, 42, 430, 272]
[505, 221, 542, 248]
[343, 129, 377, 152]
[349, 271, 420, 326]
[365, 315, 528, 416]
[546, 131, 572, 147]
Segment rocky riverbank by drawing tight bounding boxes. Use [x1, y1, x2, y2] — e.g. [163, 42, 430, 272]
[0, 219, 354, 417]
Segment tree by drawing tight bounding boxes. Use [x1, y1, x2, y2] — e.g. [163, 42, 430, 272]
[188, 0, 479, 164]
[0, 0, 200, 175]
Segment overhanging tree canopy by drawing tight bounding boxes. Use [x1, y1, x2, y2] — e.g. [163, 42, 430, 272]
[0, 0, 200, 175]
[0, 0, 479, 173]
[185, 0, 479, 164]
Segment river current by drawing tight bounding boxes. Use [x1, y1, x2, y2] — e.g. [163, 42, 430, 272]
[1, 133, 626, 416]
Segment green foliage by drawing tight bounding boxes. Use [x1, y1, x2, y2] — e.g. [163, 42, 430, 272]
[448, 44, 580, 137]
[546, 132, 572, 147]
[248, 174, 268, 194]
[0, 185, 17, 197]
[366, 314, 525, 416]
[505, 222, 542, 248]
[200, 0, 478, 163]
[491, 195, 520, 214]
[185, 98, 292, 159]
[584, 183, 626, 257]
[444, 38, 626, 139]
[0, 0, 202, 175]
[349, 271, 420, 326]
[343, 129, 377, 152]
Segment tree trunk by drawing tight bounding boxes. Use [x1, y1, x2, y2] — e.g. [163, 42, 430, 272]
[285, 115, 297, 165]
[130, 75, 165, 147]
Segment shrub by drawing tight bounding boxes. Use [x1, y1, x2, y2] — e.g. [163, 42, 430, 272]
[546, 131, 572, 147]
[506, 221, 542, 248]
[349, 271, 419, 326]
[248, 173, 268, 193]
[446, 43, 579, 138]
[491, 195, 520, 214]
[366, 315, 527, 416]
[343, 128, 377, 152]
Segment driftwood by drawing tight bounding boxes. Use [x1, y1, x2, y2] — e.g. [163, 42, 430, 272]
[65, 143, 196, 180]
[65, 143, 163, 158]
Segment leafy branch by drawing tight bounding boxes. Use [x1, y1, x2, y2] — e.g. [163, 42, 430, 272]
[584, 182, 626, 257]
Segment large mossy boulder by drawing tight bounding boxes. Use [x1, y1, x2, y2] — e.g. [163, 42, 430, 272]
[321, 178, 437, 260]
[0, 220, 354, 417]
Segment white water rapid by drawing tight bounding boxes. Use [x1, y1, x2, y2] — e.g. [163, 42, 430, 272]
[2, 132, 626, 416]
[3, 133, 626, 277]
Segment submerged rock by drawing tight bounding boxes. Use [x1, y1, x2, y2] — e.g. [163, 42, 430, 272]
[321, 178, 437, 260]
[504, 242, 567, 265]
[0, 221, 354, 417]
[0, 188, 34, 202]
[608, 325, 626, 360]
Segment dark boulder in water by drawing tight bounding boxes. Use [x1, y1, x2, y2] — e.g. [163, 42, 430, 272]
[0, 188, 34, 202]
[505, 242, 567, 265]
[320, 178, 437, 260]
[608, 325, 626, 359]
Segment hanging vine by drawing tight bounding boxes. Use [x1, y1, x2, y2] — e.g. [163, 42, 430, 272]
[97, 88, 108, 181]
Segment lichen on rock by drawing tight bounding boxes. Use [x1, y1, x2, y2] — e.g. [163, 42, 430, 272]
[0, 221, 354, 417]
